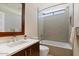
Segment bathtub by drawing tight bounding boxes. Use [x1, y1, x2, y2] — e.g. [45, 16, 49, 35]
[40, 40, 73, 56]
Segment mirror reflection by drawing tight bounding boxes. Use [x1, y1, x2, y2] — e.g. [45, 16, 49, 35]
[0, 3, 22, 32]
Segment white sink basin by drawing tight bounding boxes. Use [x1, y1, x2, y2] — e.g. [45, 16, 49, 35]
[7, 40, 27, 47]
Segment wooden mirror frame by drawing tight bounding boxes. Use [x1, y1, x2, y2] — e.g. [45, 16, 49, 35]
[0, 3, 25, 37]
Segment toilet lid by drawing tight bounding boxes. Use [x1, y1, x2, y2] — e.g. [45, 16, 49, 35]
[40, 45, 49, 50]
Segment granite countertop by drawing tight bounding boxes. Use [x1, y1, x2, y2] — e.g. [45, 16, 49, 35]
[0, 39, 39, 56]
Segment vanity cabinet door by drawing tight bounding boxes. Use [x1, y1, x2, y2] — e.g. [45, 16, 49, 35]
[25, 47, 30, 56]
[25, 42, 39, 56]
[12, 49, 25, 56]
[12, 42, 39, 56]
[29, 42, 39, 56]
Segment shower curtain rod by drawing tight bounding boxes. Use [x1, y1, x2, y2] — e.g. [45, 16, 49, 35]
[39, 3, 67, 12]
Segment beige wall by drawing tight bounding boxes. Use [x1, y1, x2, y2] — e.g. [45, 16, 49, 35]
[36, 3, 58, 10]
[73, 3, 79, 56]
[25, 3, 38, 37]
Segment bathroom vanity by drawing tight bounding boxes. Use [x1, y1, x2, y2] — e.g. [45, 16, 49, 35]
[12, 42, 39, 56]
[0, 39, 39, 56]
[0, 3, 40, 56]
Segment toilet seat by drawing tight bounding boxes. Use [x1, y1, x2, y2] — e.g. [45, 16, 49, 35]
[40, 45, 49, 50]
[40, 45, 49, 56]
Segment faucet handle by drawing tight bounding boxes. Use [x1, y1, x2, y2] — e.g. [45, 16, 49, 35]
[24, 35, 27, 40]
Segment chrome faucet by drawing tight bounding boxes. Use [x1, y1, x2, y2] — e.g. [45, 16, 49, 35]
[24, 35, 27, 40]
[11, 34, 16, 42]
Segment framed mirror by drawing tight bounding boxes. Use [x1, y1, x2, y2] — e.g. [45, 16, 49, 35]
[0, 3, 25, 36]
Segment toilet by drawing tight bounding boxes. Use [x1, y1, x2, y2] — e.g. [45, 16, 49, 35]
[40, 45, 49, 56]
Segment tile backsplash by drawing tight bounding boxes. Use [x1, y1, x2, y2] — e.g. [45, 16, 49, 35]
[0, 35, 24, 43]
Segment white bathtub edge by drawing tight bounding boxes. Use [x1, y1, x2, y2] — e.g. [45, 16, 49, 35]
[40, 40, 72, 50]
